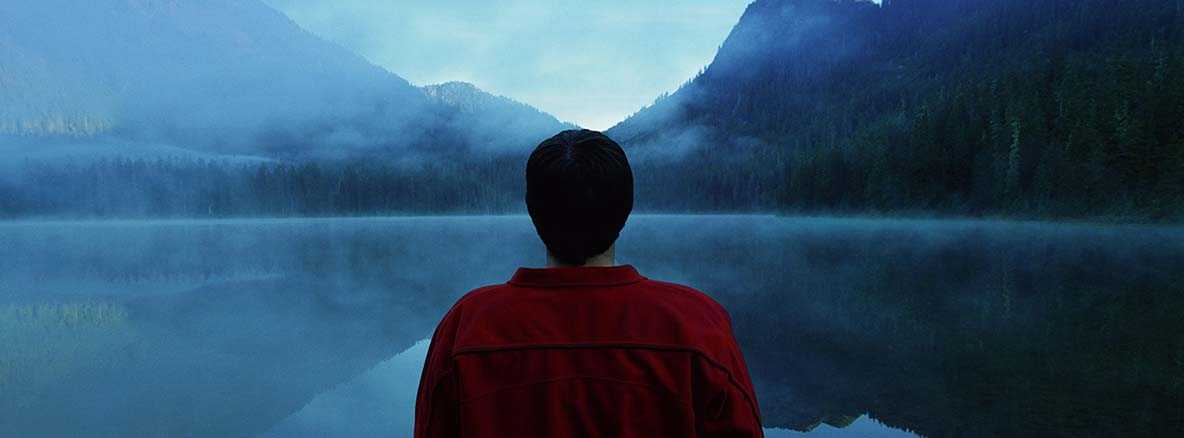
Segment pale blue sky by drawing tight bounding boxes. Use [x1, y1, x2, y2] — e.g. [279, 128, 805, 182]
[263, 0, 753, 130]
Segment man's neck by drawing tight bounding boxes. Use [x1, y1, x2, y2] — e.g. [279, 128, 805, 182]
[546, 246, 616, 268]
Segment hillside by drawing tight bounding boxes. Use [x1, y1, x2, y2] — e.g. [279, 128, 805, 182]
[421, 81, 577, 154]
[0, 0, 580, 217]
[4, 0, 1182, 219]
[609, 0, 1184, 220]
[0, 0, 569, 160]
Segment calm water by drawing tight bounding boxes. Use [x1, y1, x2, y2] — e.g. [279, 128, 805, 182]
[1, 215, 1181, 437]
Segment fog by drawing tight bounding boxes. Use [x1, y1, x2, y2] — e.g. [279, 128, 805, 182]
[0, 1, 579, 220]
[607, 0, 876, 159]
[261, 0, 754, 130]
[2, 0, 411, 153]
[2, 215, 1180, 436]
[2, 0, 1182, 436]
[0, 0, 569, 162]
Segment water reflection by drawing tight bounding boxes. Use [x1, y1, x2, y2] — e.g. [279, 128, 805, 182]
[265, 339, 432, 437]
[765, 418, 915, 438]
[1, 216, 1181, 436]
[268, 338, 916, 437]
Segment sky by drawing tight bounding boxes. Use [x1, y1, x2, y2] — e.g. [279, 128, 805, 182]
[262, 0, 753, 130]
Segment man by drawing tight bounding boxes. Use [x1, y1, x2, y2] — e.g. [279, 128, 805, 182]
[414, 130, 763, 437]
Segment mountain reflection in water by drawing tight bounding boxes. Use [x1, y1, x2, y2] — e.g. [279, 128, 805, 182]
[268, 338, 917, 437]
[1, 216, 1180, 437]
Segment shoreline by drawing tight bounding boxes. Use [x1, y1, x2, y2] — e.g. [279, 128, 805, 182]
[0, 213, 1179, 231]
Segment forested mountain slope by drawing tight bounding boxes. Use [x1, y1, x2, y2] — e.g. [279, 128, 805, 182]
[0, 0, 573, 217]
[4, 0, 1182, 219]
[0, 0, 442, 157]
[421, 82, 577, 154]
[0, 0, 571, 160]
[610, 0, 1184, 220]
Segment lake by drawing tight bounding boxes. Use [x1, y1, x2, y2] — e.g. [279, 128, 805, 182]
[1, 215, 1181, 437]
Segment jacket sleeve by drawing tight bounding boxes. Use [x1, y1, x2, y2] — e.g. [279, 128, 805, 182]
[693, 312, 764, 438]
[414, 309, 462, 438]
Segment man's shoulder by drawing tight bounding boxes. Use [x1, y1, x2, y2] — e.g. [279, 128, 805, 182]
[638, 279, 733, 322]
[431, 284, 505, 324]
[439, 276, 739, 360]
[455, 283, 508, 305]
[639, 279, 725, 306]
[451, 278, 728, 319]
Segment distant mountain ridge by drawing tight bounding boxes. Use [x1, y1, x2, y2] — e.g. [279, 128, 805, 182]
[608, 0, 881, 154]
[422, 82, 547, 118]
[421, 81, 578, 153]
[0, 0, 420, 153]
[0, 0, 576, 218]
[606, 0, 1184, 219]
[0, 0, 570, 159]
[3, 0, 1179, 221]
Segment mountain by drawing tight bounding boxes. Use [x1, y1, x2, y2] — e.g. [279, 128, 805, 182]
[0, 0, 582, 217]
[608, 0, 1184, 220]
[0, 0, 565, 160]
[421, 81, 577, 153]
[609, 0, 881, 156]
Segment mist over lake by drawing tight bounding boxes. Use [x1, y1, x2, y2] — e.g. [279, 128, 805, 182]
[2, 215, 1180, 437]
[3, 0, 1184, 436]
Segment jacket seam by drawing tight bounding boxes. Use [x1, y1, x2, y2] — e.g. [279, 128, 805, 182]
[505, 278, 645, 288]
[644, 280, 730, 319]
[420, 367, 454, 436]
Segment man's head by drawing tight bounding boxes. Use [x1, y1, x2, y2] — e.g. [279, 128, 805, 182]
[526, 130, 634, 266]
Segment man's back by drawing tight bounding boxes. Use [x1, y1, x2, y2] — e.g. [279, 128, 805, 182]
[414, 265, 763, 437]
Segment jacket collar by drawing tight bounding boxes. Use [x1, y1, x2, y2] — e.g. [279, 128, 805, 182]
[508, 264, 645, 287]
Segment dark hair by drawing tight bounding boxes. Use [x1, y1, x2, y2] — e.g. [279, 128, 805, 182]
[525, 130, 634, 266]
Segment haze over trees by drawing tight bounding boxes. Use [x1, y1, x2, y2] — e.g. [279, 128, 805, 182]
[2, 3, 1182, 436]
[611, 0, 1184, 220]
[1, 0, 1182, 220]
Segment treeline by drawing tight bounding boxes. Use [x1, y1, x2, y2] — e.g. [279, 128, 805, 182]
[615, 0, 1184, 221]
[781, 0, 1184, 219]
[782, 49, 1184, 219]
[0, 157, 525, 218]
[4, 0, 1184, 220]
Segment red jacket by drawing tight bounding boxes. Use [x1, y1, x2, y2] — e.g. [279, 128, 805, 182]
[414, 265, 763, 437]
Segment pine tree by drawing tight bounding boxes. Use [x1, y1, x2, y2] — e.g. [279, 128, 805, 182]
[1159, 131, 1184, 214]
[1006, 118, 1023, 201]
